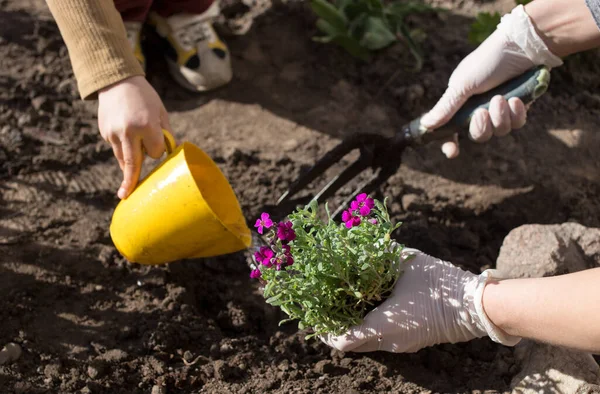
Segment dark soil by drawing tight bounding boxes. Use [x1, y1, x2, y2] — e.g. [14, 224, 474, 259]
[2, 0, 600, 393]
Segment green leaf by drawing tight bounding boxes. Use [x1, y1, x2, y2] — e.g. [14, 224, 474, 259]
[384, 1, 437, 19]
[361, 263, 371, 270]
[311, 0, 348, 32]
[336, 0, 354, 13]
[263, 280, 275, 297]
[345, 3, 370, 22]
[331, 35, 372, 61]
[266, 293, 283, 305]
[515, 0, 532, 4]
[308, 199, 319, 215]
[347, 11, 368, 38]
[398, 23, 423, 71]
[359, 16, 396, 50]
[468, 11, 501, 45]
[315, 18, 345, 40]
[365, 0, 384, 12]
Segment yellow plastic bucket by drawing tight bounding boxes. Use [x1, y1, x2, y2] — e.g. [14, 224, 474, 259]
[110, 130, 252, 265]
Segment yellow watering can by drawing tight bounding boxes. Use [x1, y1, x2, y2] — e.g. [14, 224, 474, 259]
[110, 130, 252, 265]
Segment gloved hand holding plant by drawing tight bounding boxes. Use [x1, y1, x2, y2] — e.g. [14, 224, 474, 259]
[250, 193, 524, 353]
[249, 194, 408, 337]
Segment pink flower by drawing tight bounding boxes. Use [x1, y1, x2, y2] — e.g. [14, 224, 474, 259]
[351, 193, 375, 216]
[254, 246, 274, 267]
[277, 221, 296, 242]
[369, 218, 378, 225]
[254, 212, 274, 234]
[342, 209, 352, 222]
[285, 254, 294, 266]
[342, 210, 361, 228]
[250, 269, 262, 279]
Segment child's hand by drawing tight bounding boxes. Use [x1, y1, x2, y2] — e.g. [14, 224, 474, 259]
[98, 76, 172, 199]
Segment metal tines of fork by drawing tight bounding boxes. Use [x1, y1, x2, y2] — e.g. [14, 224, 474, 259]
[276, 132, 404, 218]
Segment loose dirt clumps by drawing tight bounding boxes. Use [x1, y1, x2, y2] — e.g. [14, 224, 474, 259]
[2, 0, 600, 393]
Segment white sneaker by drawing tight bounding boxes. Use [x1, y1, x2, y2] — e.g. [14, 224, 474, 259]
[147, 2, 232, 92]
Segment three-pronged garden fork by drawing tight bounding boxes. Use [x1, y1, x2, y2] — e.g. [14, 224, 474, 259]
[277, 66, 551, 218]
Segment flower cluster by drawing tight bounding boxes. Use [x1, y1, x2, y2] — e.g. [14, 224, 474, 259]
[248, 194, 406, 338]
[250, 213, 296, 279]
[341, 193, 376, 228]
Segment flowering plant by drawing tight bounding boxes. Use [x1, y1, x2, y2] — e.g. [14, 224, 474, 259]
[250, 194, 406, 337]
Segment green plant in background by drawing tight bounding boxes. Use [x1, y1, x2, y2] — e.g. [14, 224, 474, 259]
[310, 0, 439, 70]
[468, 0, 532, 45]
[468, 11, 501, 45]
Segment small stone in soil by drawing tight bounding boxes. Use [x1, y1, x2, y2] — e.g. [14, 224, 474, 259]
[401, 194, 419, 211]
[100, 349, 128, 362]
[87, 361, 105, 379]
[0, 343, 22, 365]
[340, 358, 353, 367]
[213, 360, 231, 381]
[31, 96, 50, 112]
[13, 382, 32, 394]
[219, 343, 233, 354]
[183, 350, 194, 362]
[151, 384, 167, 394]
[44, 363, 61, 379]
[313, 359, 334, 375]
[378, 364, 389, 377]
[278, 359, 290, 371]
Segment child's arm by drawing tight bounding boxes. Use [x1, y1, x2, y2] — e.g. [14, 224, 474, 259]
[46, 0, 170, 199]
[46, 0, 144, 100]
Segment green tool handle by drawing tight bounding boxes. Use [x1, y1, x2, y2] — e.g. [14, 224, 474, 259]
[406, 65, 551, 144]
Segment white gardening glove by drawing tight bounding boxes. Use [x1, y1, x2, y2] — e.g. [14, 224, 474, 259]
[321, 249, 521, 353]
[421, 5, 563, 158]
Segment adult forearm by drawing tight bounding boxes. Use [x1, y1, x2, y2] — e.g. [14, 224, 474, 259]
[482, 267, 600, 353]
[525, 0, 600, 57]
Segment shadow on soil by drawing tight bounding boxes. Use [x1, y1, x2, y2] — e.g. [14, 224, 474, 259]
[2, 2, 600, 393]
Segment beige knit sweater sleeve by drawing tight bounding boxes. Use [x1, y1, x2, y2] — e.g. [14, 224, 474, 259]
[46, 0, 145, 100]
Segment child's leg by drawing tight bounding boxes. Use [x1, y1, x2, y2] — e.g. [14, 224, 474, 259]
[147, 0, 232, 92]
[113, 0, 154, 22]
[113, 0, 152, 67]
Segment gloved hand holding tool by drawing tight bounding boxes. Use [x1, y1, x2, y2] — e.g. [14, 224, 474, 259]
[277, 65, 551, 218]
[278, 1, 600, 214]
[419, 4, 563, 158]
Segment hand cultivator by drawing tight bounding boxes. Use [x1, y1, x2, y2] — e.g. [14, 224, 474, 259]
[277, 66, 551, 217]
